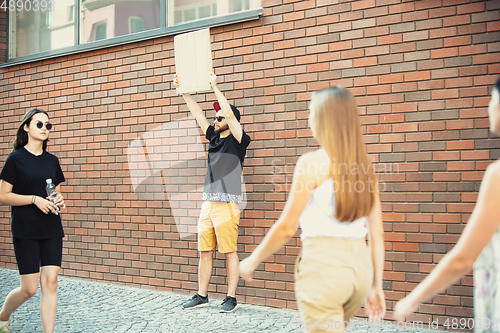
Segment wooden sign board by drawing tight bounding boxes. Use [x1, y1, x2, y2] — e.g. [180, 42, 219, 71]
[174, 28, 213, 95]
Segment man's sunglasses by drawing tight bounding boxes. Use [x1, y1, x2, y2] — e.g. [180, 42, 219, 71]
[35, 121, 53, 130]
[214, 116, 225, 122]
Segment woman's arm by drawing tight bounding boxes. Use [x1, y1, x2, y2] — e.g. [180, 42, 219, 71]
[0, 179, 33, 206]
[0, 179, 59, 214]
[364, 186, 386, 322]
[395, 161, 500, 321]
[240, 153, 318, 281]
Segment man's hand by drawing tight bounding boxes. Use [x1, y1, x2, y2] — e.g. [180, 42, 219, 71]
[209, 72, 217, 89]
[174, 74, 191, 98]
[173, 74, 180, 89]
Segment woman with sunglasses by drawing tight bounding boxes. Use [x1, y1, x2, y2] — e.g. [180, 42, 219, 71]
[0, 109, 65, 333]
[240, 87, 386, 332]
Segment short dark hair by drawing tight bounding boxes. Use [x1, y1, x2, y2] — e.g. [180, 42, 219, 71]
[496, 76, 500, 93]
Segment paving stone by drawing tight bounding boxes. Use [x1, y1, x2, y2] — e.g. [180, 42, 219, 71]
[0, 268, 442, 332]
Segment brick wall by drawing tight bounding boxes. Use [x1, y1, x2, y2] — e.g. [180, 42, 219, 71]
[1, 0, 500, 323]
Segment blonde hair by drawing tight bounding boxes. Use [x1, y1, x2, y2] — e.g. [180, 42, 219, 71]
[310, 86, 376, 222]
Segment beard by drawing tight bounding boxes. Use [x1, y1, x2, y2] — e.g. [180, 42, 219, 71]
[214, 123, 229, 133]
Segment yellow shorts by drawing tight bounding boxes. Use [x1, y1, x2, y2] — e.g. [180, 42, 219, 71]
[198, 201, 240, 253]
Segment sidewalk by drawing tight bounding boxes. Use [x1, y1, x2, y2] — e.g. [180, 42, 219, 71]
[0, 268, 437, 332]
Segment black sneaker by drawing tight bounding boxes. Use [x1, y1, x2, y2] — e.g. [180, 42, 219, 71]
[181, 293, 209, 309]
[219, 296, 238, 313]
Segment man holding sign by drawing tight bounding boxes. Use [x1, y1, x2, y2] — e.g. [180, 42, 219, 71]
[174, 72, 251, 313]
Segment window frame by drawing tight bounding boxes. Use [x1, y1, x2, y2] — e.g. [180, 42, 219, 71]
[1, 1, 262, 68]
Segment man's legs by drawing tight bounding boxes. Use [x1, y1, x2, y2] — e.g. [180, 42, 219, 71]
[181, 202, 215, 309]
[225, 251, 239, 298]
[215, 202, 240, 312]
[197, 201, 216, 297]
[214, 202, 240, 298]
[198, 251, 214, 297]
[185, 201, 240, 311]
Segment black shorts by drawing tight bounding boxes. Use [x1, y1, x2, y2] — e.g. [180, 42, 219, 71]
[13, 237, 63, 275]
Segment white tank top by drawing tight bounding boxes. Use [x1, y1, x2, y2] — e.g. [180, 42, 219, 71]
[299, 178, 368, 240]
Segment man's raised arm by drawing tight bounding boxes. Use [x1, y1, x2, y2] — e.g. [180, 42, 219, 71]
[173, 75, 210, 135]
[209, 73, 243, 143]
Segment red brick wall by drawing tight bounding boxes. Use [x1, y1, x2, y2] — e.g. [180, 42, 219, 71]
[1, 0, 500, 323]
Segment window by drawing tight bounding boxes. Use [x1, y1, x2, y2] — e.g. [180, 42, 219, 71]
[199, 5, 210, 19]
[80, 0, 160, 44]
[184, 8, 196, 22]
[68, 5, 75, 22]
[9, 1, 75, 58]
[167, 0, 258, 26]
[129, 17, 145, 34]
[5, 0, 262, 65]
[93, 21, 107, 41]
[232, 0, 249, 12]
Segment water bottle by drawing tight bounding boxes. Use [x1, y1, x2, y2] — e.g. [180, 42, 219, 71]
[46, 178, 60, 214]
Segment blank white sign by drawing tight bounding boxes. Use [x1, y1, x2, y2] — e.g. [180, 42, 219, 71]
[174, 28, 213, 95]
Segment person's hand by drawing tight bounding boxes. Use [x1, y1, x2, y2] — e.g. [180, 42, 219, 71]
[239, 255, 259, 282]
[34, 196, 59, 215]
[208, 72, 217, 89]
[394, 294, 419, 323]
[173, 74, 180, 89]
[52, 193, 66, 210]
[365, 287, 386, 323]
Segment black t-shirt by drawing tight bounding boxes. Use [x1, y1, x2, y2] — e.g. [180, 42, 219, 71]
[203, 125, 251, 203]
[0, 148, 65, 239]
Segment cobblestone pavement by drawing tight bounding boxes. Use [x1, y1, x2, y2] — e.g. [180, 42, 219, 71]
[0, 268, 439, 332]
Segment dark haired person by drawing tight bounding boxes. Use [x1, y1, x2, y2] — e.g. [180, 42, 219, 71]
[395, 78, 500, 328]
[173, 72, 251, 313]
[0, 109, 65, 333]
